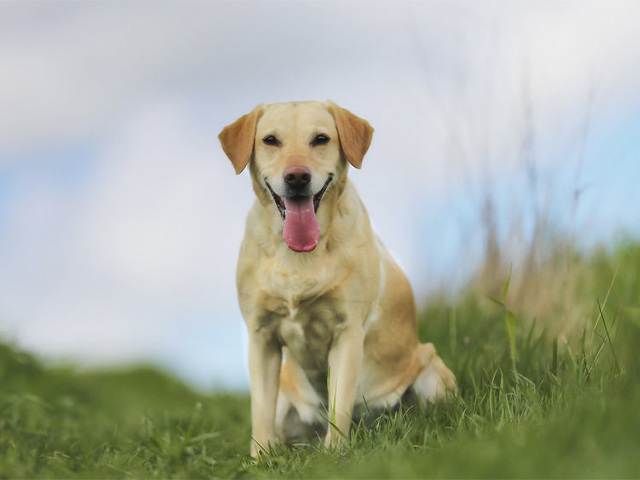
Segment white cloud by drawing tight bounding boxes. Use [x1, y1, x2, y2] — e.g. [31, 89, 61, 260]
[76, 99, 243, 300]
[0, 96, 251, 386]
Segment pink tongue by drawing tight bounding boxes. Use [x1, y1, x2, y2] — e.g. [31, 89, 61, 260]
[283, 196, 319, 252]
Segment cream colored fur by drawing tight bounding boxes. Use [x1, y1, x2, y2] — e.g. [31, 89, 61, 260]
[219, 101, 456, 456]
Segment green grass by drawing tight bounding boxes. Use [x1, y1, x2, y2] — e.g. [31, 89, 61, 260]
[2, 240, 640, 478]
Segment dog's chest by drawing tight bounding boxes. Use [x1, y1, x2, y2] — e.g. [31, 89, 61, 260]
[279, 299, 343, 343]
[247, 248, 350, 389]
[272, 295, 346, 389]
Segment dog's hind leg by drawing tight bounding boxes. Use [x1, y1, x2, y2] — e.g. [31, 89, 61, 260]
[411, 343, 457, 403]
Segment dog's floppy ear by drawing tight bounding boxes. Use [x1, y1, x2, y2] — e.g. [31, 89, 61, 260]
[326, 101, 374, 169]
[218, 106, 264, 174]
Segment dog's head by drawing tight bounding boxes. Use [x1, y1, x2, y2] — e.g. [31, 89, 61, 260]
[219, 101, 373, 253]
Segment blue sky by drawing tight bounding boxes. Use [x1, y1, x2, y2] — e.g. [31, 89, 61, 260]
[1, 1, 639, 390]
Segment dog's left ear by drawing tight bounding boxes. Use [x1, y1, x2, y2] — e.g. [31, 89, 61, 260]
[218, 105, 264, 174]
[326, 102, 374, 169]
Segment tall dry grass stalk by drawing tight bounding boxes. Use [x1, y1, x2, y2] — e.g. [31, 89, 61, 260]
[471, 214, 595, 343]
[448, 76, 602, 344]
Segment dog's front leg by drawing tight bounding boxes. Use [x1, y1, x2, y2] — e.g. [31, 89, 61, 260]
[248, 332, 282, 457]
[325, 325, 364, 448]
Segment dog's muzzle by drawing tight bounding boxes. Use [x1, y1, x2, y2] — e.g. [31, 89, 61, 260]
[265, 174, 333, 221]
[265, 174, 333, 252]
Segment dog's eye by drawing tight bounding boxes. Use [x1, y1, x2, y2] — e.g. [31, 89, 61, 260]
[262, 135, 280, 146]
[311, 134, 330, 146]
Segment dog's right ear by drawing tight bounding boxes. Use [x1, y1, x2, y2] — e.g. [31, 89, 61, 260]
[218, 106, 264, 174]
[326, 101, 374, 169]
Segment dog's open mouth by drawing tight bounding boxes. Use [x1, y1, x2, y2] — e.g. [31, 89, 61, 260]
[266, 176, 333, 253]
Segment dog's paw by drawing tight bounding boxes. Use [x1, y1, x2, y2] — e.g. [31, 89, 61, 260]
[413, 343, 457, 402]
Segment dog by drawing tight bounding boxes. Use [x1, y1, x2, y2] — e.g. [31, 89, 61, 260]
[219, 101, 456, 456]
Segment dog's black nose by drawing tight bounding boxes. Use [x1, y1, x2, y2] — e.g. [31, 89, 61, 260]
[284, 165, 311, 189]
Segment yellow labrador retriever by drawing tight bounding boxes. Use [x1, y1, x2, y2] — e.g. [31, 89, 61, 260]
[219, 101, 455, 456]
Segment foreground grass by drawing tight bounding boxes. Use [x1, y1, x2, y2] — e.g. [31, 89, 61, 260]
[0, 350, 252, 479]
[1, 240, 640, 478]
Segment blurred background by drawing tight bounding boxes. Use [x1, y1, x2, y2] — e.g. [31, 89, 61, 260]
[1, 1, 639, 391]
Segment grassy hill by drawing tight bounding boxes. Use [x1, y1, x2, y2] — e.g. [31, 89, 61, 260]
[1, 239, 640, 478]
[0, 343, 251, 478]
